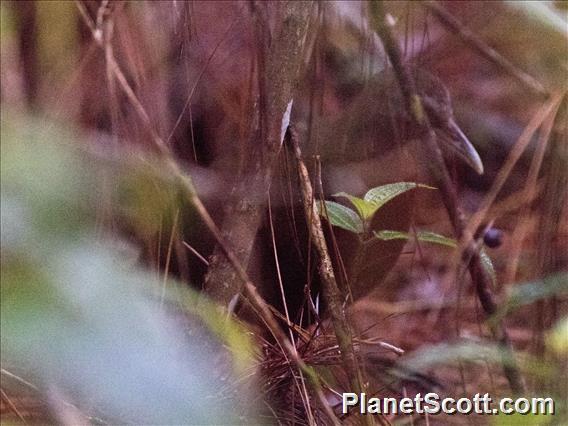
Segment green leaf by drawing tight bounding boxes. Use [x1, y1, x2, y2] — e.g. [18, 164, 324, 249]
[116, 162, 180, 239]
[416, 231, 457, 248]
[374, 230, 457, 248]
[364, 182, 435, 211]
[374, 230, 411, 241]
[329, 182, 435, 228]
[334, 192, 376, 220]
[318, 200, 364, 233]
[492, 411, 556, 426]
[399, 341, 517, 371]
[506, 273, 567, 308]
[373, 231, 498, 287]
[172, 286, 258, 374]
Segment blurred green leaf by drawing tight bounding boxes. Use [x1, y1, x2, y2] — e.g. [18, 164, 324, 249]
[491, 273, 568, 324]
[1, 110, 259, 424]
[547, 317, 568, 356]
[319, 200, 364, 233]
[115, 159, 181, 239]
[1, 112, 95, 239]
[400, 341, 516, 371]
[0, 1, 15, 40]
[171, 286, 258, 375]
[400, 342, 563, 425]
[36, 2, 77, 79]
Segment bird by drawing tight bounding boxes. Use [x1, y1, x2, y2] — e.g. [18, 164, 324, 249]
[317, 67, 483, 175]
[292, 67, 485, 302]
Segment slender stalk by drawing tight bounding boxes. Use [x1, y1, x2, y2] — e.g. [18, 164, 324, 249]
[288, 126, 387, 426]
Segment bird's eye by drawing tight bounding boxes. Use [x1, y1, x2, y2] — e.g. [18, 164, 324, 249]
[421, 96, 446, 128]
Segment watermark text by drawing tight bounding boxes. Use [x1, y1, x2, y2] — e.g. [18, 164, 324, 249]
[342, 393, 555, 416]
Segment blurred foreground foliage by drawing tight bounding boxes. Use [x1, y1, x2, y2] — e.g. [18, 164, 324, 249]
[0, 110, 259, 424]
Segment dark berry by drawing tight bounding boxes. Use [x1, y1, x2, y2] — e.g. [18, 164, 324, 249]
[484, 228, 504, 248]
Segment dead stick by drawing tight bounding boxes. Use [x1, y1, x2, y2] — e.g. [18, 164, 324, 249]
[288, 126, 388, 426]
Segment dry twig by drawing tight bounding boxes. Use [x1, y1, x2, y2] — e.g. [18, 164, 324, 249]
[288, 126, 388, 426]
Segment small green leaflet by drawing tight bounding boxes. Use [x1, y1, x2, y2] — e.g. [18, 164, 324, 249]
[374, 230, 497, 284]
[318, 200, 364, 234]
[333, 193, 376, 220]
[364, 182, 435, 210]
[334, 182, 435, 221]
[374, 230, 456, 247]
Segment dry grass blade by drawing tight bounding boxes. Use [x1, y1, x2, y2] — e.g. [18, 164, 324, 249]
[503, 97, 562, 285]
[464, 94, 564, 248]
[423, 1, 549, 98]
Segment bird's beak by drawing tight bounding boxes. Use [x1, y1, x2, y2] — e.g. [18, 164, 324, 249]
[436, 118, 484, 175]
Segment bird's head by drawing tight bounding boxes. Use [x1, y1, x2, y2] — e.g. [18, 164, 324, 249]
[415, 71, 484, 175]
[314, 67, 484, 176]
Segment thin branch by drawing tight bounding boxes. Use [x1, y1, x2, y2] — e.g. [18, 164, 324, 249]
[0, 387, 27, 424]
[76, 1, 168, 155]
[182, 241, 210, 266]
